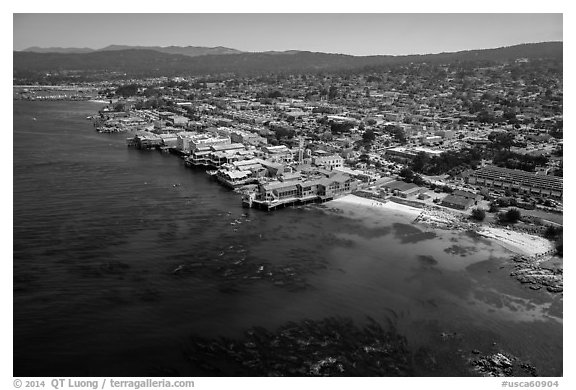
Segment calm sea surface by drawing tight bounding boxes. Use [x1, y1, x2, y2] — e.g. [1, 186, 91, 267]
[13, 101, 562, 376]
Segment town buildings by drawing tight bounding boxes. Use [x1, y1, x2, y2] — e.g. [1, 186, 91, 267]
[94, 56, 561, 213]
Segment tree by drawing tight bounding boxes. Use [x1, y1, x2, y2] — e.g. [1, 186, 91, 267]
[362, 129, 376, 144]
[411, 152, 431, 173]
[555, 240, 563, 257]
[469, 100, 485, 114]
[488, 132, 514, 151]
[268, 90, 283, 99]
[544, 226, 562, 240]
[115, 84, 139, 98]
[113, 102, 125, 112]
[413, 174, 425, 186]
[471, 208, 486, 221]
[503, 110, 518, 124]
[399, 168, 415, 181]
[328, 86, 338, 100]
[331, 122, 354, 135]
[144, 87, 161, 97]
[275, 127, 295, 140]
[499, 208, 521, 223]
[477, 110, 495, 123]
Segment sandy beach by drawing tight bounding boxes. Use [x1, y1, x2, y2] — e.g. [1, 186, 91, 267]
[475, 226, 555, 257]
[329, 194, 554, 258]
[329, 194, 423, 218]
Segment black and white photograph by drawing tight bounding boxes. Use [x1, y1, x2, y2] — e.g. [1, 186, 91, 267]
[9, 4, 568, 387]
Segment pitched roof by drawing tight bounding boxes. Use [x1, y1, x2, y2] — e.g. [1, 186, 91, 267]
[453, 189, 480, 199]
[385, 180, 419, 192]
[441, 194, 473, 207]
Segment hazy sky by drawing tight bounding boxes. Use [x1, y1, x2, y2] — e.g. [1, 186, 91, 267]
[13, 14, 562, 56]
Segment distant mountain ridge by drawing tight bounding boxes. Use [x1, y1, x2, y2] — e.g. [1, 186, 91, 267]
[22, 45, 244, 57]
[14, 42, 562, 78]
[23, 46, 95, 54]
[97, 45, 244, 57]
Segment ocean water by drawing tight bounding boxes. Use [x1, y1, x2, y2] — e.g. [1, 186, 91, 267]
[13, 101, 562, 377]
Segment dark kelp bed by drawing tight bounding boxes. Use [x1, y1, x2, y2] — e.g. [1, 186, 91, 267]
[177, 316, 539, 377]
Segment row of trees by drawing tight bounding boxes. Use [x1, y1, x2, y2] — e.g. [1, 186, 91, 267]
[398, 168, 426, 186]
[408, 144, 550, 177]
[410, 148, 483, 176]
[330, 122, 354, 135]
[470, 207, 521, 223]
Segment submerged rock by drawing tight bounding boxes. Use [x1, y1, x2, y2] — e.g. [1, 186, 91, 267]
[187, 316, 413, 376]
[471, 352, 538, 377]
[168, 245, 324, 291]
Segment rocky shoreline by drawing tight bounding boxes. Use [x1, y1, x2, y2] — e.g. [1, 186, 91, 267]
[509, 254, 563, 293]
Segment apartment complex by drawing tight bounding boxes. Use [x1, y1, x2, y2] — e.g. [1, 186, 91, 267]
[466, 166, 562, 199]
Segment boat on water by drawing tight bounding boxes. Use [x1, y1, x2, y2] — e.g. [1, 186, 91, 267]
[206, 170, 218, 176]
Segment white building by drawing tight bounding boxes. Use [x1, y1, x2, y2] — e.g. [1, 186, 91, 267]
[312, 154, 344, 170]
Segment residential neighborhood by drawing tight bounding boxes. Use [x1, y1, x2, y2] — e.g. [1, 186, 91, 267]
[70, 57, 563, 223]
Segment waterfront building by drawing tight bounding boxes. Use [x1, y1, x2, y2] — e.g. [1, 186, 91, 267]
[258, 181, 300, 203]
[257, 160, 286, 177]
[187, 146, 212, 166]
[229, 129, 268, 146]
[176, 132, 200, 152]
[382, 180, 422, 198]
[190, 135, 231, 152]
[128, 130, 162, 149]
[262, 145, 294, 163]
[231, 159, 268, 178]
[215, 169, 253, 188]
[186, 143, 248, 167]
[317, 173, 356, 198]
[158, 134, 178, 148]
[177, 132, 232, 153]
[246, 171, 357, 210]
